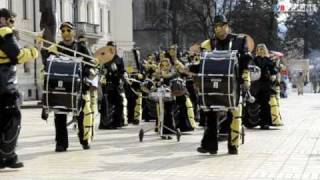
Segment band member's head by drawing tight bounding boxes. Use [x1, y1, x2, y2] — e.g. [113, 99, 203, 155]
[147, 54, 155, 63]
[213, 15, 229, 40]
[159, 51, 165, 60]
[168, 44, 178, 58]
[0, 8, 16, 28]
[106, 41, 117, 55]
[256, 44, 269, 57]
[159, 58, 171, 72]
[60, 22, 75, 42]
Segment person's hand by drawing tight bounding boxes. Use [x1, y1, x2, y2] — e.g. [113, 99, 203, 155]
[89, 68, 97, 79]
[137, 73, 144, 80]
[35, 35, 43, 49]
[242, 81, 250, 91]
[100, 76, 107, 85]
[270, 75, 276, 82]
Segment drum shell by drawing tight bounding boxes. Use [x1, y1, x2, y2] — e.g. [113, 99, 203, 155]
[170, 78, 186, 97]
[43, 57, 82, 113]
[197, 54, 239, 110]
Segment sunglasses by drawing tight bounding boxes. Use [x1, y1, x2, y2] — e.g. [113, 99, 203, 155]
[61, 29, 72, 33]
[8, 19, 15, 24]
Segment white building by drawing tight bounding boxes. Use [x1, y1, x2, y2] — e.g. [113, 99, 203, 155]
[0, 0, 133, 101]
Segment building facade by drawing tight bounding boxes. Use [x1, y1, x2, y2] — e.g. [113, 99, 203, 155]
[133, 0, 170, 58]
[0, 0, 133, 101]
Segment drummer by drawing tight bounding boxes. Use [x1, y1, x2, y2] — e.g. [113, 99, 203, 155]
[166, 45, 196, 132]
[44, 22, 96, 152]
[196, 15, 253, 155]
[153, 58, 177, 139]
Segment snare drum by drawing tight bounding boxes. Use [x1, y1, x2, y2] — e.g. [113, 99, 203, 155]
[149, 86, 174, 102]
[170, 78, 186, 97]
[43, 56, 82, 114]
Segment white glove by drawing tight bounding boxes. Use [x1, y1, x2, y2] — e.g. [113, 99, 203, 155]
[242, 81, 250, 91]
[270, 75, 276, 81]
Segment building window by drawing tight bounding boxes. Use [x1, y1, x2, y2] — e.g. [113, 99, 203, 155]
[28, 89, 32, 97]
[100, 8, 103, 32]
[60, 0, 63, 22]
[107, 10, 111, 33]
[87, 3, 93, 23]
[8, 0, 12, 11]
[145, 0, 157, 21]
[87, 4, 90, 22]
[23, 0, 27, 19]
[162, 1, 168, 9]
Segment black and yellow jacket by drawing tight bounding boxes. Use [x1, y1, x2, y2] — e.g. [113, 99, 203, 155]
[201, 34, 252, 84]
[0, 26, 38, 65]
[0, 26, 38, 94]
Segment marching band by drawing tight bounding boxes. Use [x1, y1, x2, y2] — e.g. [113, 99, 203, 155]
[0, 8, 286, 169]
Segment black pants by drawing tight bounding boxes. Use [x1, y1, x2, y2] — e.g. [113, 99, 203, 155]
[255, 81, 275, 126]
[174, 95, 194, 132]
[126, 86, 138, 124]
[100, 89, 124, 128]
[201, 111, 219, 151]
[54, 114, 68, 148]
[257, 92, 272, 126]
[0, 93, 21, 160]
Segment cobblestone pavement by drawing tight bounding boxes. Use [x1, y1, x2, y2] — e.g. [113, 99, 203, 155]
[1, 93, 320, 180]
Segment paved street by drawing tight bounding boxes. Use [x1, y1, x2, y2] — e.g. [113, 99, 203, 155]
[1, 93, 320, 180]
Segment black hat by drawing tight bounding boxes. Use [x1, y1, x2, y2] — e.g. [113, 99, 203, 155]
[214, 15, 228, 24]
[106, 41, 116, 47]
[60, 22, 74, 30]
[0, 8, 16, 19]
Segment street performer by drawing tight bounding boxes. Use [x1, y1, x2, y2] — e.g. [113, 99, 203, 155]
[254, 44, 283, 129]
[196, 15, 252, 155]
[0, 8, 39, 168]
[45, 22, 96, 151]
[99, 41, 128, 129]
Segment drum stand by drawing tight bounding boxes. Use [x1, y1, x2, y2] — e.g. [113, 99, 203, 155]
[139, 86, 181, 142]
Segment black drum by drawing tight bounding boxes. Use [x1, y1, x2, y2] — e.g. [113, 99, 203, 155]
[170, 78, 186, 97]
[149, 86, 174, 102]
[197, 51, 239, 110]
[43, 56, 82, 114]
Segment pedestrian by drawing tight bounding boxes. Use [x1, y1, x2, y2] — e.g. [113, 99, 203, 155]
[296, 71, 305, 95]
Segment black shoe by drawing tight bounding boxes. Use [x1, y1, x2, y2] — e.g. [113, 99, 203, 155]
[260, 125, 270, 130]
[0, 158, 6, 169]
[228, 146, 238, 155]
[41, 108, 48, 121]
[218, 134, 229, 141]
[55, 145, 67, 152]
[197, 147, 217, 154]
[132, 120, 140, 125]
[82, 144, 90, 150]
[161, 135, 172, 140]
[4, 157, 24, 169]
[99, 125, 118, 130]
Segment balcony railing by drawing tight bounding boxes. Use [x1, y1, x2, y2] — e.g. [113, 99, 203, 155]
[74, 22, 103, 38]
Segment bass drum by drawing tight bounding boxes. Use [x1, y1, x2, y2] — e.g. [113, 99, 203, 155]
[43, 56, 82, 114]
[197, 51, 240, 110]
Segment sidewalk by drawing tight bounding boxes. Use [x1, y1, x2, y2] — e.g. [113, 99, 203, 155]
[1, 93, 320, 179]
[20, 100, 42, 109]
